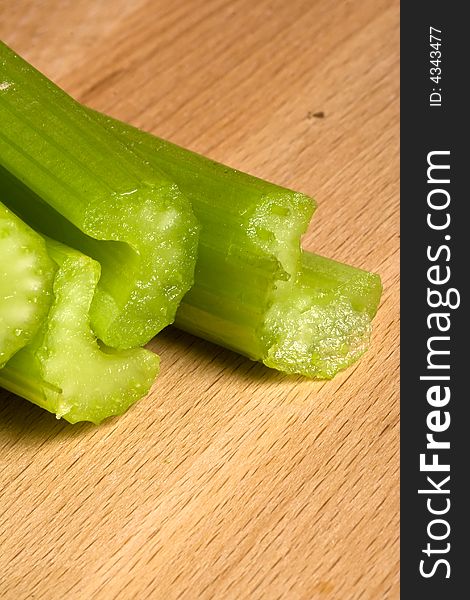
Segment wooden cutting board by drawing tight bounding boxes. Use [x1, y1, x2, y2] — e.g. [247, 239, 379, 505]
[0, 1, 399, 598]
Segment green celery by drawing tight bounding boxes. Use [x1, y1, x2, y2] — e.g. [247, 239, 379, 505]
[262, 252, 382, 378]
[0, 42, 198, 350]
[92, 112, 381, 377]
[0, 238, 159, 424]
[94, 111, 315, 358]
[0, 202, 55, 367]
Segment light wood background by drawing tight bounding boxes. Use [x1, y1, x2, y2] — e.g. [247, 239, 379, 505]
[0, 1, 399, 598]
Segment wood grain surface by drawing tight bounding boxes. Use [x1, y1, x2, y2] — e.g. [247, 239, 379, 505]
[0, 1, 399, 598]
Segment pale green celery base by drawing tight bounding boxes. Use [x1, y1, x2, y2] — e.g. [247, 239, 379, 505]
[261, 252, 382, 378]
[0, 202, 55, 367]
[0, 239, 159, 424]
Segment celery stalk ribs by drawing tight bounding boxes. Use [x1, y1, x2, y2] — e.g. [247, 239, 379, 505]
[0, 41, 198, 350]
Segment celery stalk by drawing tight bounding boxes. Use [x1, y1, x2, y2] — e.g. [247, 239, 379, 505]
[262, 252, 382, 378]
[0, 202, 55, 367]
[0, 41, 198, 350]
[0, 40, 380, 378]
[93, 113, 381, 377]
[0, 238, 159, 424]
[94, 112, 315, 357]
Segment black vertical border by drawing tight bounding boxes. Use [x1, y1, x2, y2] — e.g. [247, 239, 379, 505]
[401, 3, 467, 598]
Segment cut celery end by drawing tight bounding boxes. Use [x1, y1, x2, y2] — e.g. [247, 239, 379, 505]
[93, 110, 382, 378]
[95, 111, 315, 277]
[261, 252, 382, 378]
[298, 251, 382, 319]
[0, 239, 159, 424]
[0, 201, 55, 367]
[0, 42, 198, 349]
[90, 110, 316, 359]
